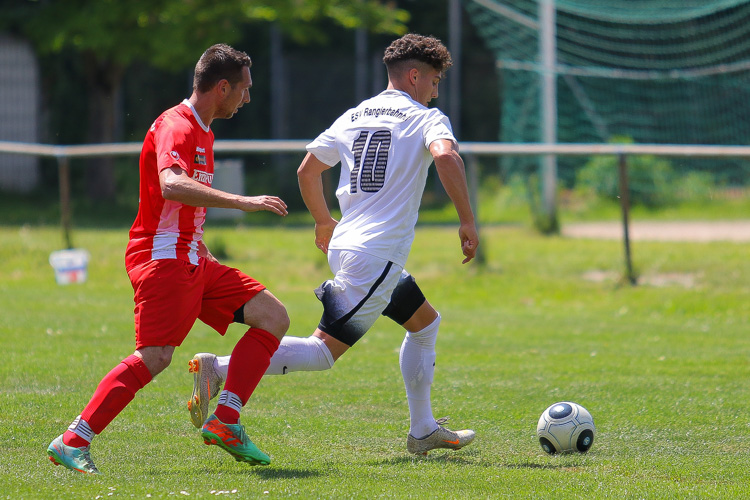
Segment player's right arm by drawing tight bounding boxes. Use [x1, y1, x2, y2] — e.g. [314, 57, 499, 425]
[297, 152, 338, 254]
[159, 166, 288, 216]
[430, 138, 479, 264]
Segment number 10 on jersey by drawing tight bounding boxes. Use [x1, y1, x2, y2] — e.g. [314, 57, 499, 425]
[350, 130, 391, 193]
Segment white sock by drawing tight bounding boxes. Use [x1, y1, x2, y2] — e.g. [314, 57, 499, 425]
[400, 313, 440, 439]
[265, 336, 335, 375]
[215, 355, 230, 380]
[213, 336, 335, 379]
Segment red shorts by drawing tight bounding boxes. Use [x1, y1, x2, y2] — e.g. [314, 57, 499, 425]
[127, 258, 266, 349]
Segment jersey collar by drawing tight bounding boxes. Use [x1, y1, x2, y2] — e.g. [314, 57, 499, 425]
[380, 89, 425, 109]
[182, 99, 210, 133]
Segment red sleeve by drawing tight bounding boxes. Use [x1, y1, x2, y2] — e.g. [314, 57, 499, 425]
[154, 115, 193, 175]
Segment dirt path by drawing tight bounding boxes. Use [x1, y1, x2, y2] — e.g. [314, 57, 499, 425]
[562, 220, 750, 242]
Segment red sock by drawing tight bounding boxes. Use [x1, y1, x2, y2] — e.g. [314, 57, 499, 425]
[63, 354, 152, 447]
[214, 328, 280, 424]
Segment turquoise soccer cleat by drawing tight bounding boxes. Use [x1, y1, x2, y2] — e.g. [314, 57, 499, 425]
[47, 434, 101, 474]
[201, 414, 270, 466]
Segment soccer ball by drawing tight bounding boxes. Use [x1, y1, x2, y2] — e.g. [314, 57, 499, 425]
[537, 402, 595, 454]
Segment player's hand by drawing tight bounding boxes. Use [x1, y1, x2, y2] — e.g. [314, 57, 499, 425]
[314, 217, 338, 254]
[198, 241, 220, 264]
[239, 195, 288, 216]
[459, 222, 479, 264]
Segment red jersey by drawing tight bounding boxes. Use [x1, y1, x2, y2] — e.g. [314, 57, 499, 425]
[126, 100, 214, 270]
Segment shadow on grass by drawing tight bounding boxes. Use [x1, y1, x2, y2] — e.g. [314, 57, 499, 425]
[251, 468, 322, 480]
[370, 453, 589, 471]
[145, 467, 322, 479]
[503, 462, 574, 470]
[371, 452, 479, 466]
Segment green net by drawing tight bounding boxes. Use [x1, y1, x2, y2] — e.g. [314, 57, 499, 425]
[465, 0, 750, 185]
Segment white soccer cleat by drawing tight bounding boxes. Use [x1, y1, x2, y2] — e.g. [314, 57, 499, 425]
[187, 353, 223, 429]
[406, 417, 476, 455]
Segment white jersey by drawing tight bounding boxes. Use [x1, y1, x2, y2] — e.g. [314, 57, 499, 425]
[306, 89, 456, 267]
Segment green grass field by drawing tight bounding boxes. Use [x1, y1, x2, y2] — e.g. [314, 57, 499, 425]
[2, 223, 749, 499]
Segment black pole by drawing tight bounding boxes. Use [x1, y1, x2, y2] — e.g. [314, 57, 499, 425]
[466, 154, 485, 266]
[58, 156, 73, 249]
[618, 153, 636, 285]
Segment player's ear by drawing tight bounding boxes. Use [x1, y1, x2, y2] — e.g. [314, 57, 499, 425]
[409, 68, 419, 85]
[217, 79, 229, 96]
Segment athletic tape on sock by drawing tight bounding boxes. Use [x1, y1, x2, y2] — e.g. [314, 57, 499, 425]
[217, 390, 243, 413]
[68, 415, 96, 443]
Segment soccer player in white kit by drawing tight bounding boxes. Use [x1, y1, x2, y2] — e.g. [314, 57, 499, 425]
[188, 33, 479, 455]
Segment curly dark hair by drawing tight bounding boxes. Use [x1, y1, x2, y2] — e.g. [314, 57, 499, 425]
[383, 34, 453, 74]
[193, 44, 252, 93]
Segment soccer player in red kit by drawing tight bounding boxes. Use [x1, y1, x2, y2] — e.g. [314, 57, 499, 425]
[47, 44, 289, 474]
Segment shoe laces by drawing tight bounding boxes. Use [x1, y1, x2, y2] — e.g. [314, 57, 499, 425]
[435, 417, 450, 426]
[78, 448, 98, 471]
[231, 421, 248, 443]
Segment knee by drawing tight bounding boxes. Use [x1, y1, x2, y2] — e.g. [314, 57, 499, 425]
[403, 303, 440, 335]
[274, 306, 291, 338]
[242, 290, 290, 340]
[137, 346, 174, 377]
[260, 303, 290, 340]
[150, 351, 173, 375]
[159, 350, 174, 369]
[406, 311, 440, 346]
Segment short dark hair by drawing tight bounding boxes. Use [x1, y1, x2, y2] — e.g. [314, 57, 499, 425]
[193, 44, 252, 93]
[383, 34, 453, 75]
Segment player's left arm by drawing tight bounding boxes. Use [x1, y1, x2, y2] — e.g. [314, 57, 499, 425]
[159, 166, 287, 216]
[298, 152, 338, 254]
[430, 138, 479, 264]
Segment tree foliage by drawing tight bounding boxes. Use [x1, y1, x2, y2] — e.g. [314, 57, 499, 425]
[5, 0, 408, 70]
[1, 0, 408, 199]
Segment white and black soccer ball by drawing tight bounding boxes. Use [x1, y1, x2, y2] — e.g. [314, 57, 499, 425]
[537, 402, 595, 454]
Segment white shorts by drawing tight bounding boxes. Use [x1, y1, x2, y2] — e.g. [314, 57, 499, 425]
[315, 249, 404, 346]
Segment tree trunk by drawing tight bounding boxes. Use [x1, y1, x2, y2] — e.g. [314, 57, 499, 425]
[83, 52, 123, 201]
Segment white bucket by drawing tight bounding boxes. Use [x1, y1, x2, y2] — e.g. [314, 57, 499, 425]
[49, 249, 90, 285]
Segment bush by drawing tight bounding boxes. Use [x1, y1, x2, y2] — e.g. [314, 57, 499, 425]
[576, 137, 676, 207]
[673, 171, 716, 202]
